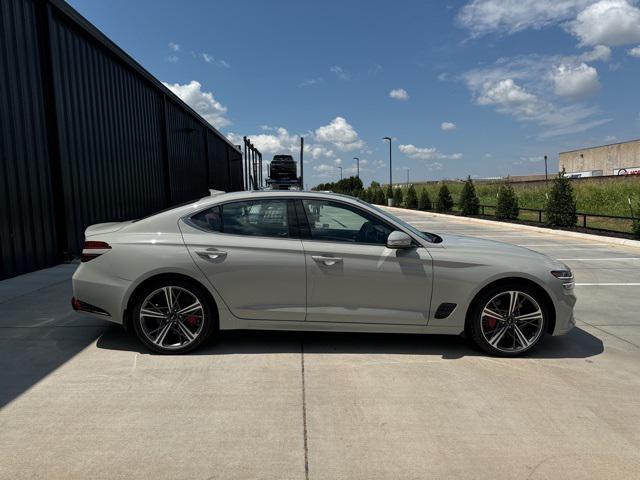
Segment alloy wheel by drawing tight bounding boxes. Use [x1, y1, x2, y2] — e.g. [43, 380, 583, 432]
[139, 286, 205, 351]
[480, 290, 544, 354]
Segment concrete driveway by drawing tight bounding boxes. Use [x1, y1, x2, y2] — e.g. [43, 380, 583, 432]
[1, 210, 639, 479]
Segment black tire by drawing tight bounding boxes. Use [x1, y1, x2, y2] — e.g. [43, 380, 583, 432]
[468, 283, 548, 357]
[131, 278, 217, 354]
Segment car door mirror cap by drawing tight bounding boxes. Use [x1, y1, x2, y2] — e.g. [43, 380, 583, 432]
[387, 231, 413, 249]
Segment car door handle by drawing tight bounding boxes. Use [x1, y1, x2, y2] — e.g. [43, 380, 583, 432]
[312, 255, 343, 266]
[195, 249, 227, 261]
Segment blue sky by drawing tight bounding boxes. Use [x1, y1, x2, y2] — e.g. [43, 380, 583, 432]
[68, 0, 640, 187]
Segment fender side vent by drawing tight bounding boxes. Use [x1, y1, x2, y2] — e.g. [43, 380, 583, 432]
[434, 303, 457, 319]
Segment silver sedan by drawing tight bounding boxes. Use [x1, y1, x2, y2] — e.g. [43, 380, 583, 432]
[71, 190, 576, 356]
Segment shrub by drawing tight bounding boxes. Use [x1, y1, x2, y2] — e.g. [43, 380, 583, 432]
[546, 169, 577, 227]
[459, 176, 480, 215]
[393, 187, 403, 206]
[385, 184, 394, 203]
[436, 183, 454, 212]
[418, 189, 431, 210]
[405, 185, 418, 209]
[374, 188, 386, 205]
[495, 182, 519, 220]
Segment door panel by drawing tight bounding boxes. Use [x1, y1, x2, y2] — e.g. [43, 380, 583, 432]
[297, 198, 433, 325]
[180, 199, 306, 321]
[303, 241, 432, 324]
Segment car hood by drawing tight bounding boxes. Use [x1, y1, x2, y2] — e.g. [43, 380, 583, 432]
[437, 233, 562, 268]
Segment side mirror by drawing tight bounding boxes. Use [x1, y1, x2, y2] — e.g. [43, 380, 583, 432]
[386, 230, 412, 249]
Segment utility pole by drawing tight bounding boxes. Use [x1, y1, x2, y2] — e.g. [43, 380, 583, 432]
[383, 136, 392, 205]
[353, 157, 360, 178]
[338, 166, 343, 180]
[300, 137, 304, 189]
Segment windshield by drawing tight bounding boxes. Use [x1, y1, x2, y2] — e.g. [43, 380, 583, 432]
[359, 200, 442, 243]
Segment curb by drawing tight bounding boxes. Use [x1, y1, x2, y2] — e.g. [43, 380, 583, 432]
[383, 206, 640, 249]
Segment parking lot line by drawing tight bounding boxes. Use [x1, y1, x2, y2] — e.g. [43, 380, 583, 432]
[557, 258, 640, 261]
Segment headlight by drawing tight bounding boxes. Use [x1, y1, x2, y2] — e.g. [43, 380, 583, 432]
[551, 270, 573, 279]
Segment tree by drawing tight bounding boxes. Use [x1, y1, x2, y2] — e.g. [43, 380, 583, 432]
[405, 185, 418, 209]
[436, 183, 454, 212]
[374, 187, 386, 205]
[361, 188, 370, 202]
[385, 184, 394, 203]
[495, 182, 519, 220]
[370, 180, 381, 189]
[545, 169, 577, 227]
[459, 176, 480, 215]
[393, 187, 403, 207]
[418, 189, 431, 210]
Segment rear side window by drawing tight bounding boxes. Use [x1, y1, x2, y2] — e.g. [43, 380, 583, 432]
[221, 199, 289, 238]
[190, 206, 222, 232]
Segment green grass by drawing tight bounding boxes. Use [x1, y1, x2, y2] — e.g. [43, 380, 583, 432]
[383, 176, 640, 234]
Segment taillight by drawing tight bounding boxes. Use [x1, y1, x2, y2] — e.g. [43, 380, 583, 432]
[81, 241, 111, 262]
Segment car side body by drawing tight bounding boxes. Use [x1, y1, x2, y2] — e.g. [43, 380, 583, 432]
[72, 190, 576, 352]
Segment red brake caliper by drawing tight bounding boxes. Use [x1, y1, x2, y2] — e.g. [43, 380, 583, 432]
[483, 316, 497, 330]
[185, 315, 199, 328]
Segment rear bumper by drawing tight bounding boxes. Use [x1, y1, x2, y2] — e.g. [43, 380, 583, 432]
[71, 263, 131, 324]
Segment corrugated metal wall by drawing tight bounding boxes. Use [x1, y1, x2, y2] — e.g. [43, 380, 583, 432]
[0, 0, 244, 280]
[0, 0, 59, 278]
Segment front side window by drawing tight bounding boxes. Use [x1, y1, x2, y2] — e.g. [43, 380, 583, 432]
[302, 199, 393, 245]
[221, 199, 289, 238]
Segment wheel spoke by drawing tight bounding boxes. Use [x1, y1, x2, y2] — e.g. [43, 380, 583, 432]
[482, 307, 504, 322]
[175, 321, 197, 342]
[178, 301, 202, 316]
[140, 308, 168, 319]
[154, 323, 172, 346]
[508, 291, 519, 315]
[515, 309, 543, 323]
[488, 326, 508, 347]
[512, 324, 532, 349]
[163, 287, 173, 310]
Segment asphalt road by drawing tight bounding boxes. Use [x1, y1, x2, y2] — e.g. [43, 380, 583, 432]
[1, 210, 639, 479]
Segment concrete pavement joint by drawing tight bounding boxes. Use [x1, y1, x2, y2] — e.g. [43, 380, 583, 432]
[301, 342, 309, 480]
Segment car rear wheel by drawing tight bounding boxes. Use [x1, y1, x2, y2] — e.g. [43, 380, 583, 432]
[132, 280, 216, 354]
[469, 284, 547, 357]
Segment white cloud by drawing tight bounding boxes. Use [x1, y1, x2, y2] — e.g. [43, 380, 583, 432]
[399, 144, 463, 160]
[229, 128, 334, 160]
[329, 65, 350, 81]
[457, 0, 593, 37]
[567, 0, 640, 46]
[628, 45, 640, 57]
[162, 80, 230, 128]
[604, 134, 618, 141]
[167, 55, 179, 63]
[314, 117, 364, 151]
[476, 78, 537, 106]
[201, 53, 231, 68]
[463, 56, 611, 136]
[441, 121, 457, 131]
[299, 77, 324, 88]
[579, 45, 612, 61]
[389, 88, 410, 100]
[169, 42, 180, 52]
[552, 63, 600, 99]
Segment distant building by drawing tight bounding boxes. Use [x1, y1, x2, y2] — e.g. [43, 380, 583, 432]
[559, 139, 640, 178]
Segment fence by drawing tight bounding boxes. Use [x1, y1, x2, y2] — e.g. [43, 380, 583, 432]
[417, 204, 637, 235]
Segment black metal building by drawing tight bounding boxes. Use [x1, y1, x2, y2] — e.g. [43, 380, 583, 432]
[0, 0, 244, 280]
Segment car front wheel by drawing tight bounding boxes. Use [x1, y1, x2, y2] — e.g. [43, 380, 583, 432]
[132, 280, 216, 354]
[469, 285, 548, 357]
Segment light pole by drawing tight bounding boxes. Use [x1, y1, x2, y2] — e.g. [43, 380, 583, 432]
[405, 167, 409, 185]
[383, 137, 392, 205]
[338, 166, 343, 180]
[544, 154, 548, 182]
[353, 157, 360, 178]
